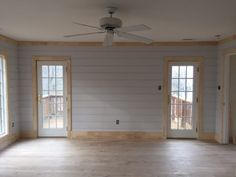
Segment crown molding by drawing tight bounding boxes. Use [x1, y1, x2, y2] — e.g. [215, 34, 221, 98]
[18, 41, 218, 47]
[0, 35, 18, 46]
[218, 34, 236, 45]
[0, 34, 224, 47]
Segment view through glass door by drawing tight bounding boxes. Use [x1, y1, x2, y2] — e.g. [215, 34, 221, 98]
[168, 63, 198, 138]
[37, 61, 67, 137]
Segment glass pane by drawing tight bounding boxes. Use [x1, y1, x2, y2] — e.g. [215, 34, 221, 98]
[179, 79, 186, 91]
[43, 117, 49, 128]
[43, 103, 49, 128]
[49, 115, 56, 128]
[56, 78, 63, 91]
[179, 92, 186, 101]
[57, 117, 63, 128]
[186, 92, 193, 103]
[42, 65, 48, 77]
[40, 64, 65, 130]
[49, 66, 56, 77]
[49, 78, 56, 90]
[56, 66, 63, 77]
[179, 66, 186, 78]
[171, 92, 179, 104]
[186, 79, 193, 91]
[187, 66, 193, 78]
[42, 78, 48, 91]
[186, 117, 192, 130]
[169, 64, 194, 131]
[42, 90, 48, 98]
[171, 104, 179, 129]
[171, 79, 178, 91]
[49, 90, 56, 96]
[172, 66, 179, 78]
[57, 90, 63, 96]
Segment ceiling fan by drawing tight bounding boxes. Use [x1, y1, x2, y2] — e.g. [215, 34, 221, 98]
[64, 7, 153, 47]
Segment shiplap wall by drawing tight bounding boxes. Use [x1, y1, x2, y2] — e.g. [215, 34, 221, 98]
[0, 40, 19, 135]
[18, 45, 217, 133]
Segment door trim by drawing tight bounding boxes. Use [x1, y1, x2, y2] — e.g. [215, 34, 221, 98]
[32, 56, 72, 138]
[163, 56, 203, 139]
[221, 49, 236, 144]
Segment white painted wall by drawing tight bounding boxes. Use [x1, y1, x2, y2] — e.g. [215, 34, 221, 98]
[0, 40, 19, 136]
[18, 45, 217, 133]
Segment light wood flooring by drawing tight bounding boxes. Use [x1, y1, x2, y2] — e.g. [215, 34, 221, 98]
[0, 139, 236, 177]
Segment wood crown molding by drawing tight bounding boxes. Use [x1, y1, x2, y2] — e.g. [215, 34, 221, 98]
[0, 35, 18, 46]
[18, 41, 218, 47]
[2, 33, 236, 47]
[218, 34, 236, 45]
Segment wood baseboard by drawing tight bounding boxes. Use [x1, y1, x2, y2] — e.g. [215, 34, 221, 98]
[198, 132, 215, 141]
[20, 131, 37, 139]
[0, 133, 19, 151]
[71, 131, 164, 140]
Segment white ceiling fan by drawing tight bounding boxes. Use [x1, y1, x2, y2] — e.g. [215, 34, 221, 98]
[64, 7, 153, 47]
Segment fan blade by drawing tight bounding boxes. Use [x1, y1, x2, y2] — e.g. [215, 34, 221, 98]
[117, 24, 151, 32]
[116, 31, 153, 44]
[64, 32, 104, 38]
[103, 32, 114, 47]
[73, 22, 102, 30]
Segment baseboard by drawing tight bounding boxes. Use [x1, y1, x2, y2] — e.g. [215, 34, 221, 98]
[71, 131, 164, 140]
[198, 132, 215, 141]
[214, 133, 221, 143]
[0, 133, 19, 151]
[20, 131, 37, 138]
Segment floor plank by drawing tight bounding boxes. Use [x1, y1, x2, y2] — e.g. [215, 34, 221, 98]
[0, 139, 235, 177]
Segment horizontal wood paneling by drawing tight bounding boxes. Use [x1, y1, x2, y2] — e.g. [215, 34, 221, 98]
[18, 45, 217, 133]
[0, 38, 19, 148]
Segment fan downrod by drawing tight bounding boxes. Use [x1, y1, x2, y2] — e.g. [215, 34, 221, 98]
[107, 7, 117, 17]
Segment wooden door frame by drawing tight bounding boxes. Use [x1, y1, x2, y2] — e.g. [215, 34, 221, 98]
[32, 56, 72, 138]
[163, 56, 204, 139]
[220, 49, 236, 144]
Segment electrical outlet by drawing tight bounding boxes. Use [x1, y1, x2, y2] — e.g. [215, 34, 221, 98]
[116, 120, 119, 125]
[12, 122, 14, 127]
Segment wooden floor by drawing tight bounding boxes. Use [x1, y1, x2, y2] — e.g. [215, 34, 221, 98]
[0, 139, 236, 177]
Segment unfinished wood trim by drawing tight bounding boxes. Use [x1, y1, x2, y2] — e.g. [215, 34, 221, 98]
[163, 56, 204, 139]
[0, 51, 11, 139]
[0, 133, 19, 150]
[218, 34, 236, 45]
[220, 49, 236, 144]
[18, 41, 218, 47]
[198, 132, 216, 141]
[0, 35, 18, 46]
[20, 131, 37, 139]
[71, 131, 164, 140]
[32, 56, 72, 138]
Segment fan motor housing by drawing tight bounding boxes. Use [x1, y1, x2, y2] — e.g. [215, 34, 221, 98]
[99, 17, 122, 30]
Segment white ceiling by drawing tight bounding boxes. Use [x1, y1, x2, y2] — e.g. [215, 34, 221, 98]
[1, 0, 236, 42]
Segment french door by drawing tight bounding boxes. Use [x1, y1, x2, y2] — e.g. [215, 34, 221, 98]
[167, 62, 199, 138]
[37, 61, 68, 137]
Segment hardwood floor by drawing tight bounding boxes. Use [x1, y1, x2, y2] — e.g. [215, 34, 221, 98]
[0, 139, 235, 177]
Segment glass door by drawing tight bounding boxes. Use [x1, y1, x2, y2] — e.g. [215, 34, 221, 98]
[37, 61, 67, 137]
[167, 63, 198, 138]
